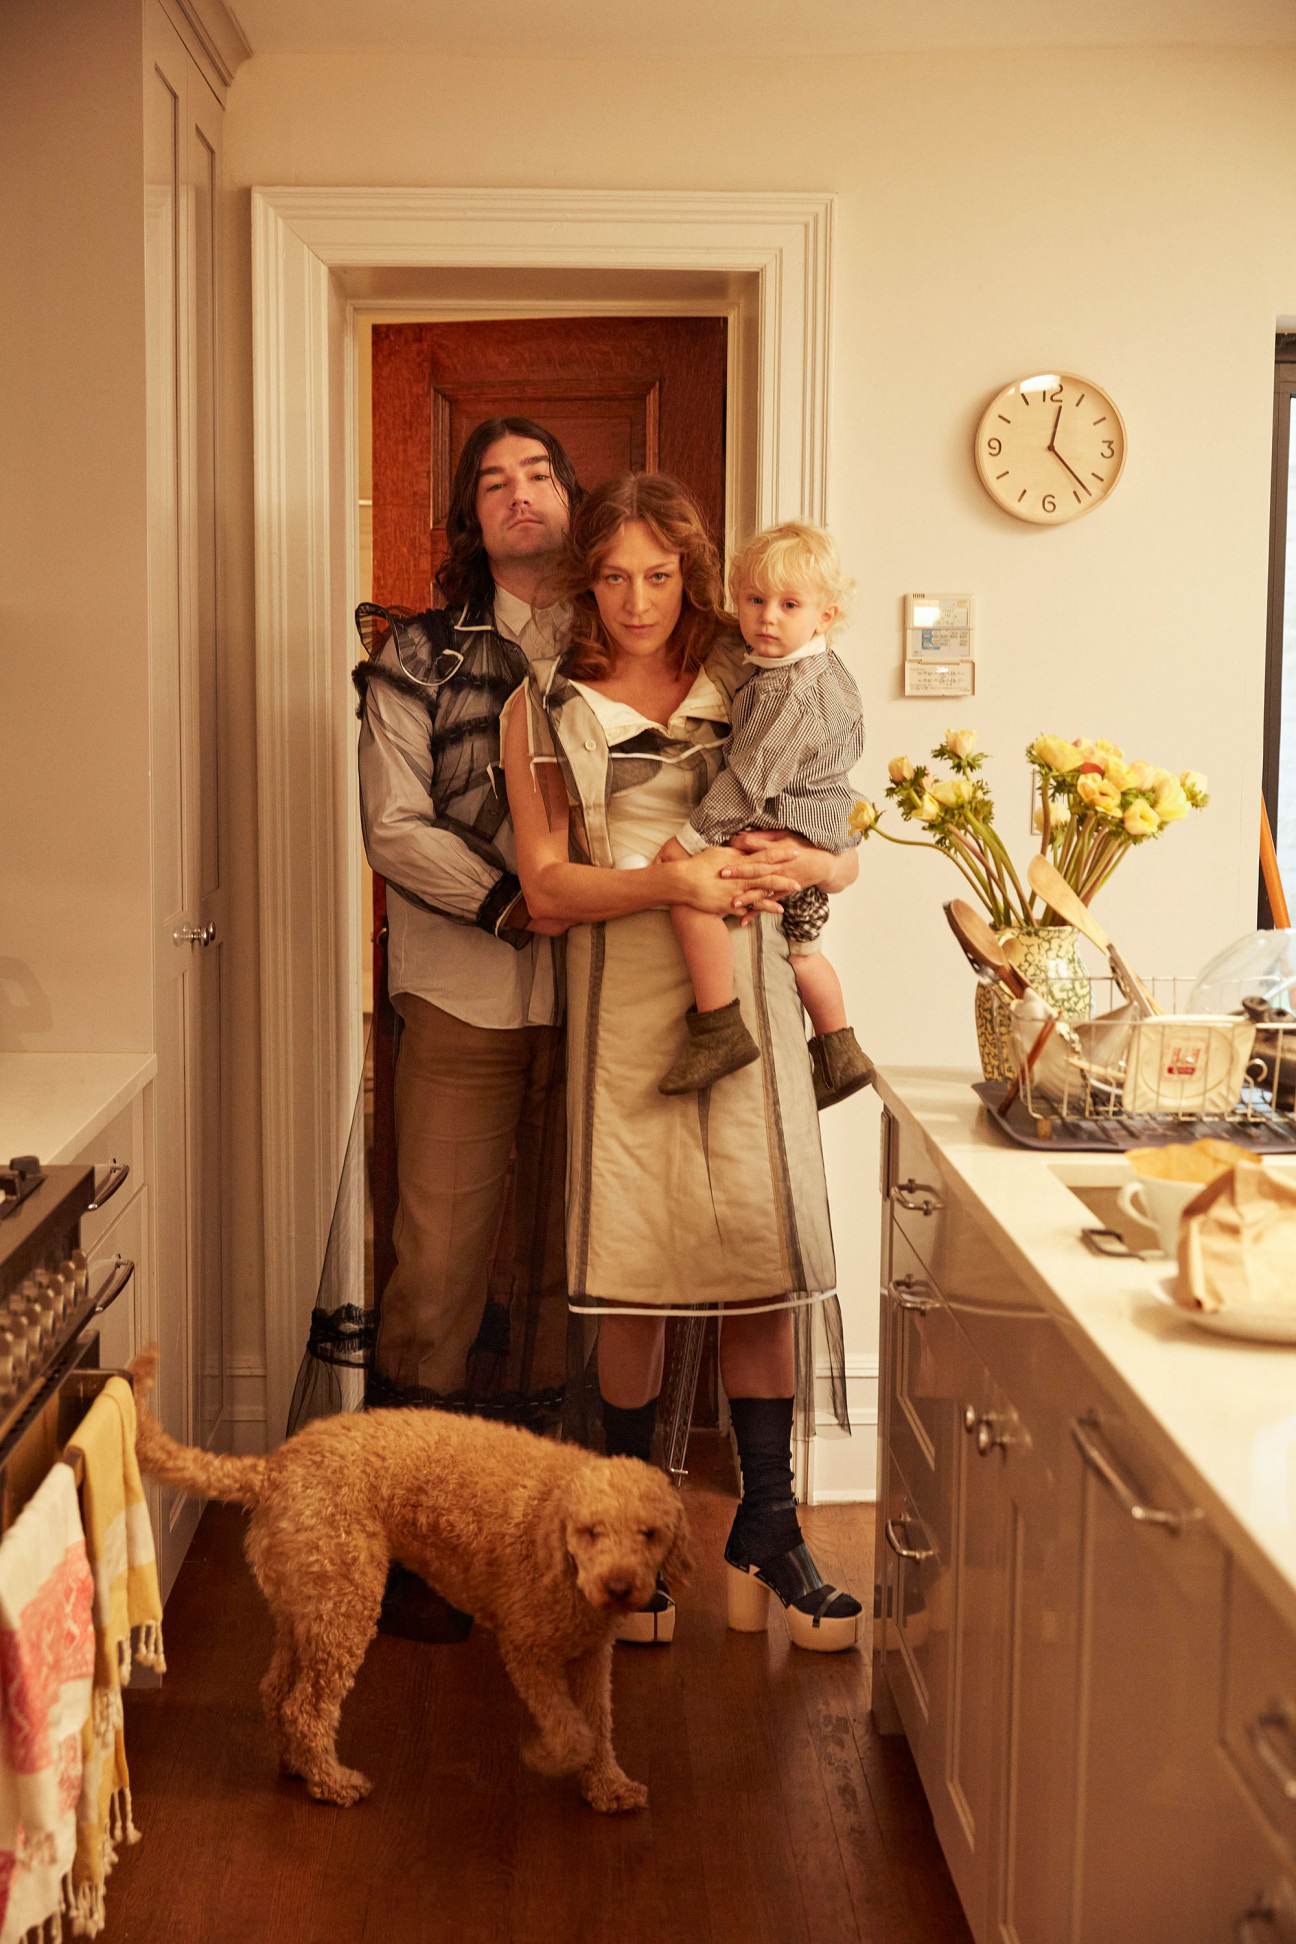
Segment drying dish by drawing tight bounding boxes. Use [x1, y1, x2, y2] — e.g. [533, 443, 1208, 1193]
[1151, 1274, 1296, 1344]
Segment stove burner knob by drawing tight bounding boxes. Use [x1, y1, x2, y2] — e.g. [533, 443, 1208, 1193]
[71, 1250, 88, 1295]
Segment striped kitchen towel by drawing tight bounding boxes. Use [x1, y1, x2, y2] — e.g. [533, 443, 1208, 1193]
[0, 1464, 95, 1944]
[65, 1378, 164, 1939]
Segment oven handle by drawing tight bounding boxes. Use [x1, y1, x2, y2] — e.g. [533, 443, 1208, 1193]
[87, 1163, 130, 1213]
[88, 1257, 134, 1316]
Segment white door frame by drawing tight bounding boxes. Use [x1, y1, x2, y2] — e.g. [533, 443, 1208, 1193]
[251, 185, 836, 1449]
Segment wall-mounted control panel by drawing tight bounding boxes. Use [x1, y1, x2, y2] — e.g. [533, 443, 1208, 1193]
[904, 592, 975, 696]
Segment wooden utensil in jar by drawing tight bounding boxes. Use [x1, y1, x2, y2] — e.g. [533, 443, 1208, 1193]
[943, 900, 1029, 1000]
[1026, 854, 1162, 1017]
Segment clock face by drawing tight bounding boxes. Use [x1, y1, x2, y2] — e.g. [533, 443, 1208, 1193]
[975, 372, 1126, 525]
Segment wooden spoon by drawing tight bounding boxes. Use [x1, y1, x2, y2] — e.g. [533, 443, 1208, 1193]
[1026, 854, 1162, 1016]
[944, 900, 1028, 1001]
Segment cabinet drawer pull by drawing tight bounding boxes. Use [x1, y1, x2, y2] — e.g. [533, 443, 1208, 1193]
[891, 1179, 944, 1217]
[1250, 1707, 1296, 1801]
[884, 1517, 934, 1563]
[86, 1163, 130, 1213]
[889, 1276, 933, 1313]
[1071, 1414, 1201, 1534]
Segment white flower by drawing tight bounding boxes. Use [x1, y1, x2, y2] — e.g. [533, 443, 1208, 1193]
[944, 729, 978, 759]
[1033, 798, 1072, 833]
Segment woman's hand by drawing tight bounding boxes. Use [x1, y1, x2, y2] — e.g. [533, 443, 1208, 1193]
[666, 847, 799, 919]
[726, 828, 860, 895]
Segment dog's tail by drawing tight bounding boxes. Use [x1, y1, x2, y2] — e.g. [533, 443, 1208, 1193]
[128, 1344, 267, 1508]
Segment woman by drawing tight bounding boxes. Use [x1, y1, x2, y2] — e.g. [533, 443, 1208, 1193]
[503, 474, 860, 1652]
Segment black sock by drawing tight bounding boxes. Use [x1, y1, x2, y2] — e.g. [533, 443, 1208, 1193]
[727, 1395, 801, 1558]
[601, 1394, 659, 1464]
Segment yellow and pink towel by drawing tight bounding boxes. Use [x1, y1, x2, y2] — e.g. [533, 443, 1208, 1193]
[64, 1376, 164, 1940]
[0, 1464, 95, 1944]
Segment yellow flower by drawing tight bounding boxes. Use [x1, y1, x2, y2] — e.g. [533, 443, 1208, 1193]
[1103, 756, 1135, 791]
[1094, 738, 1125, 762]
[1126, 760, 1158, 790]
[1180, 769, 1209, 806]
[1077, 773, 1122, 815]
[944, 728, 978, 759]
[849, 798, 879, 835]
[1123, 799, 1161, 838]
[931, 777, 975, 809]
[1153, 776, 1189, 823]
[1030, 734, 1086, 772]
[915, 792, 942, 824]
[887, 755, 915, 784]
[1073, 738, 1095, 758]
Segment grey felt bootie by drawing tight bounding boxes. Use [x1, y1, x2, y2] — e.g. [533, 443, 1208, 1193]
[659, 999, 760, 1095]
[809, 1027, 875, 1111]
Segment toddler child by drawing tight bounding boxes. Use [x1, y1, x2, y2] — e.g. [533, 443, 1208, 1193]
[658, 520, 873, 1108]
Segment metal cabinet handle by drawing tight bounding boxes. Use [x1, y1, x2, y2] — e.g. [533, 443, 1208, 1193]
[86, 1162, 130, 1212]
[884, 1517, 934, 1563]
[1071, 1414, 1201, 1534]
[890, 1179, 944, 1217]
[1250, 1708, 1296, 1801]
[889, 1275, 933, 1313]
[88, 1257, 134, 1316]
[173, 923, 216, 947]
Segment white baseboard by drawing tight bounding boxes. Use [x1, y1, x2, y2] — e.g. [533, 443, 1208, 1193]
[806, 1355, 878, 1505]
[227, 1355, 268, 1455]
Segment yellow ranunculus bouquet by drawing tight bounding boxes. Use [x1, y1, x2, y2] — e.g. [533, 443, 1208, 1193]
[849, 731, 1208, 929]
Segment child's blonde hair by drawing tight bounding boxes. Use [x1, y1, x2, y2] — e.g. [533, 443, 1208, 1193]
[728, 520, 855, 645]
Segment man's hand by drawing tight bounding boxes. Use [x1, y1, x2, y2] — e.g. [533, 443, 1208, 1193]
[504, 892, 569, 938]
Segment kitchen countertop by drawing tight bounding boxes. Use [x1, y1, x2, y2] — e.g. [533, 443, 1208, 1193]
[876, 1065, 1296, 1633]
[0, 1052, 156, 1166]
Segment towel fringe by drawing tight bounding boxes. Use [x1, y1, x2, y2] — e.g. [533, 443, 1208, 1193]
[131, 1622, 165, 1675]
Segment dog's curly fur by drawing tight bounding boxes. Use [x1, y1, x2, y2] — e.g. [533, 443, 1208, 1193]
[128, 1346, 691, 1813]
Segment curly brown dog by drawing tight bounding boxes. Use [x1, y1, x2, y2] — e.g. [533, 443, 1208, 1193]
[128, 1347, 691, 1813]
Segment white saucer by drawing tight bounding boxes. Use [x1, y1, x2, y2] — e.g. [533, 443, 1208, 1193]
[1152, 1274, 1296, 1343]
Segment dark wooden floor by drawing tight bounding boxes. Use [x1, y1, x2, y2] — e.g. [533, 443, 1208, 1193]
[102, 1435, 971, 1944]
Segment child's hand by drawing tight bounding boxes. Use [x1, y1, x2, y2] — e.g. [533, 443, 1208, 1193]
[655, 836, 690, 865]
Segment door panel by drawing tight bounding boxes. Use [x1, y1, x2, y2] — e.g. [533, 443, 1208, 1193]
[144, 0, 224, 1596]
[372, 315, 727, 609]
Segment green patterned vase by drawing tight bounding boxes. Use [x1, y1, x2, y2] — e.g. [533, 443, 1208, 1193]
[974, 924, 1091, 1082]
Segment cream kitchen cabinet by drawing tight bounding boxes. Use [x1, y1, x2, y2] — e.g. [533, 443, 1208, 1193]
[873, 1076, 1296, 1944]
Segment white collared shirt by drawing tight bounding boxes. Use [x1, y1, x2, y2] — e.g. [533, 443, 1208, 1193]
[359, 589, 567, 1030]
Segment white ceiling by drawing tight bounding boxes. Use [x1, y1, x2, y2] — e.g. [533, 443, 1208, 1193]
[231, 0, 1296, 57]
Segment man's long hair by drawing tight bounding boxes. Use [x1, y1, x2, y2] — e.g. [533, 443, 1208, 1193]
[433, 417, 583, 621]
[543, 472, 734, 681]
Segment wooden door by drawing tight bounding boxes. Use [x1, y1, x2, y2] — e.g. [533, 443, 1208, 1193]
[144, 0, 225, 1597]
[371, 316, 728, 608]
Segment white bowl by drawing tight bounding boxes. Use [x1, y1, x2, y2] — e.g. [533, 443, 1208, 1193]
[1152, 1274, 1296, 1343]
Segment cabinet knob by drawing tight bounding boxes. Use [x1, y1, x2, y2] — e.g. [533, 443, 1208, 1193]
[173, 923, 217, 947]
[890, 1276, 933, 1313]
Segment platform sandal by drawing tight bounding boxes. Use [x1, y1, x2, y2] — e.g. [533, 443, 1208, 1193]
[725, 1534, 860, 1653]
[613, 1574, 675, 1645]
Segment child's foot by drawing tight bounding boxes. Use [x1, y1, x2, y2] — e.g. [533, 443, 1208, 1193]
[660, 1000, 760, 1094]
[809, 1026, 874, 1110]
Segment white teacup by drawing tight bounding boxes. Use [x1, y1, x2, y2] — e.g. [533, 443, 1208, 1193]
[1116, 1176, 1203, 1257]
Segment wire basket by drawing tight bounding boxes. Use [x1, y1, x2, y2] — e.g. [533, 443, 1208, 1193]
[976, 976, 1296, 1153]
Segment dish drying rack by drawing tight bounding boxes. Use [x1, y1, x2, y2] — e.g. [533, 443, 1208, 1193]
[975, 974, 1296, 1152]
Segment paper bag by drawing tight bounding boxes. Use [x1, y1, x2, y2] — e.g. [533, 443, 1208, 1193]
[1176, 1162, 1296, 1312]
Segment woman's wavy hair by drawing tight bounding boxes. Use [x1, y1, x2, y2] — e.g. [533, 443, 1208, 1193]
[433, 417, 583, 621]
[545, 473, 734, 681]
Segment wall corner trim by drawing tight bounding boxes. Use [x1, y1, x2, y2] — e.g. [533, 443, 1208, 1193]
[159, 0, 253, 96]
[251, 186, 836, 1444]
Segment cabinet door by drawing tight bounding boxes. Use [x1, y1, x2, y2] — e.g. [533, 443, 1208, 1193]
[1071, 1409, 1272, 1941]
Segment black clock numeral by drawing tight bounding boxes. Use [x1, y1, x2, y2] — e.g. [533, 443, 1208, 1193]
[1047, 385, 1063, 402]
[987, 437, 1002, 455]
[1101, 438, 1115, 458]
[1042, 494, 1057, 513]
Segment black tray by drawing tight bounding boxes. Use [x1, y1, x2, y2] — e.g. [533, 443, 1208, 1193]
[972, 1080, 1296, 1154]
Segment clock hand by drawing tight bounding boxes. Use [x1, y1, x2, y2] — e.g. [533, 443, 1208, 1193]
[1046, 409, 1092, 493]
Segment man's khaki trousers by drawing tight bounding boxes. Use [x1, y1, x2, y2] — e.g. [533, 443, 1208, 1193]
[374, 995, 568, 1397]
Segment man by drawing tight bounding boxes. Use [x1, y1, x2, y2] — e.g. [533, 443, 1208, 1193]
[355, 418, 578, 1410]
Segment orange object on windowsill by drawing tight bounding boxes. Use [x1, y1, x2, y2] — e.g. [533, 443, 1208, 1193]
[1261, 794, 1291, 928]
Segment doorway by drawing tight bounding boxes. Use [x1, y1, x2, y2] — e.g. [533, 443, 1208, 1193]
[361, 309, 734, 1428]
[250, 186, 834, 1453]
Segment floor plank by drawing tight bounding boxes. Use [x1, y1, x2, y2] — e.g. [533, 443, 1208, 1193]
[101, 1435, 972, 1944]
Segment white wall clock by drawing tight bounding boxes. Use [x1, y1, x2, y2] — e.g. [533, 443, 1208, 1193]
[974, 372, 1127, 525]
